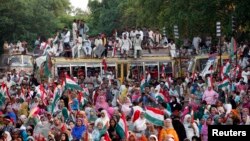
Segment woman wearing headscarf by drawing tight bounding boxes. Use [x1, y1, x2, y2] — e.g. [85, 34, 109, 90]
[50, 117, 68, 140]
[183, 114, 199, 141]
[27, 136, 35, 141]
[3, 131, 12, 141]
[171, 115, 187, 141]
[241, 114, 250, 125]
[148, 135, 158, 141]
[202, 87, 218, 105]
[92, 121, 109, 141]
[121, 97, 132, 116]
[95, 95, 109, 111]
[76, 111, 89, 126]
[133, 112, 148, 141]
[95, 110, 110, 128]
[48, 132, 56, 141]
[18, 102, 29, 117]
[128, 132, 137, 141]
[242, 96, 250, 110]
[108, 118, 120, 141]
[159, 118, 179, 141]
[145, 122, 158, 138]
[201, 117, 212, 141]
[60, 132, 69, 141]
[71, 118, 86, 140]
[87, 108, 98, 124]
[106, 107, 115, 118]
[133, 112, 147, 136]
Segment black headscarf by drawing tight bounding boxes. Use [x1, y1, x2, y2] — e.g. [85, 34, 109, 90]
[172, 116, 187, 141]
[108, 118, 120, 141]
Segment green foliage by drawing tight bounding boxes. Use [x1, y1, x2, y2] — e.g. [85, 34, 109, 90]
[0, 0, 249, 54]
[88, 0, 122, 35]
[0, 0, 71, 53]
[88, 0, 250, 41]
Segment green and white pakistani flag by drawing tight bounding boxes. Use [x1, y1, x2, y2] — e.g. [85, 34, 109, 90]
[51, 88, 61, 113]
[221, 61, 231, 78]
[44, 55, 52, 77]
[140, 73, 151, 92]
[218, 78, 230, 89]
[0, 91, 6, 107]
[144, 106, 164, 126]
[116, 114, 129, 139]
[155, 92, 167, 102]
[64, 75, 83, 91]
[78, 91, 88, 109]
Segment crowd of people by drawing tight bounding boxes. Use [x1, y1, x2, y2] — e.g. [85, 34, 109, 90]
[0, 19, 250, 141]
[0, 54, 250, 141]
[29, 20, 224, 59]
[3, 41, 28, 55]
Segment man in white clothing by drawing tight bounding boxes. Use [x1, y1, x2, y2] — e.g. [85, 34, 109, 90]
[72, 34, 83, 58]
[121, 34, 132, 59]
[241, 67, 250, 84]
[83, 37, 92, 57]
[137, 28, 144, 41]
[72, 19, 78, 44]
[130, 28, 137, 47]
[134, 34, 142, 59]
[168, 40, 176, 57]
[192, 36, 201, 54]
[62, 27, 71, 57]
[148, 28, 154, 41]
[122, 29, 129, 39]
[93, 34, 104, 58]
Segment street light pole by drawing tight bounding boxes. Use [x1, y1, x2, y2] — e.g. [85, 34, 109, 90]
[232, 15, 237, 66]
[174, 25, 181, 77]
[216, 22, 222, 70]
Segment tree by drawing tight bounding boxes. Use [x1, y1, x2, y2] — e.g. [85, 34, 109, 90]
[87, 0, 250, 42]
[0, 0, 71, 53]
[88, 0, 123, 35]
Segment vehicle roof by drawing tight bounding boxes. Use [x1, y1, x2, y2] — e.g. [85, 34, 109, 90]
[194, 54, 229, 60]
[9, 53, 33, 57]
[53, 56, 174, 65]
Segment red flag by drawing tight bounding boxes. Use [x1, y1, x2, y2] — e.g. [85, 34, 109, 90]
[102, 58, 107, 73]
[1, 82, 11, 99]
[161, 64, 166, 79]
[132, 110, 141, 123]
[104, 133, 111, 141]
[40, 84, 46, 102]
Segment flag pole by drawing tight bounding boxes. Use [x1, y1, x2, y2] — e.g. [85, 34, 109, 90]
[235, 39, 237, 67]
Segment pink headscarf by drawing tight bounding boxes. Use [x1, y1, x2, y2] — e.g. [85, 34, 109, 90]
[121, 97, 132, 116]
[95, 95, 109, 111]
[188, 101, 199, 112]
[202, 88, 218, 105]
[201, 119, 208, 141]
[181, 106, 190, 121]
[107, 107, 115, 118]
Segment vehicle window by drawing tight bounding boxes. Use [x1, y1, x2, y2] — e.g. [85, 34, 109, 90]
[23, 56, 33, 67]
[9, 56, 22, 66]
[9, 55, 33, 67]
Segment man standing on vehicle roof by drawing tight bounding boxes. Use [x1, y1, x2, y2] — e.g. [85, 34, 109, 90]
[121, 34, 132, 60]
[62, 27, 71, 58]
[134, 34, 142, 59]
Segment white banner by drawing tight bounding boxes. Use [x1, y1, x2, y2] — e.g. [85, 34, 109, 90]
[35, 56, 46, 68]
[200, 59, 215, 77]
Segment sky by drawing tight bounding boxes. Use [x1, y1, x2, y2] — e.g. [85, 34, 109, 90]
[70, 0, 89, 11]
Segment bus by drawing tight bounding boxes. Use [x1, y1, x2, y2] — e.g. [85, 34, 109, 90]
[52, 56, 176, 83]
